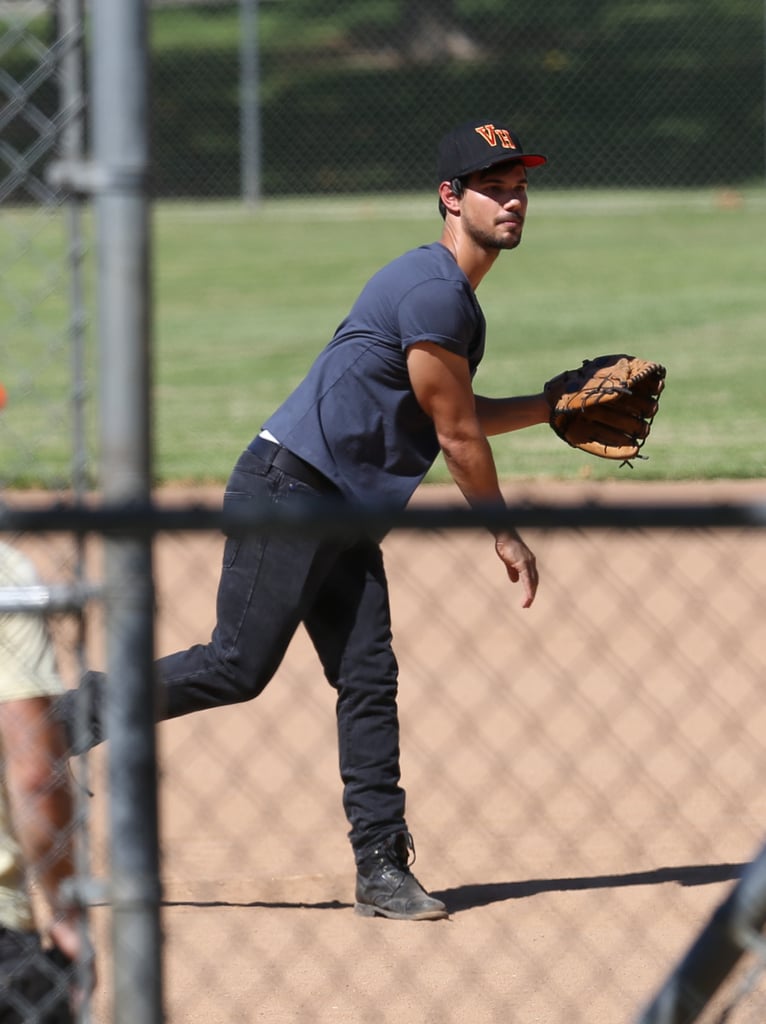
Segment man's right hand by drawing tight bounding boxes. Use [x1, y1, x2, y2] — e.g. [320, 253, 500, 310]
[495, 530, 539, 608]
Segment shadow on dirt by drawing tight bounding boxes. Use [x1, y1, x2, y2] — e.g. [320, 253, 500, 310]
[433, 862, 746, 914]
[160, 863, 745, 914]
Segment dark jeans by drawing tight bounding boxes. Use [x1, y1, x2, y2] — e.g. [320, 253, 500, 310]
[0, 927, 73, 1023]
[131, 446, 407, 857]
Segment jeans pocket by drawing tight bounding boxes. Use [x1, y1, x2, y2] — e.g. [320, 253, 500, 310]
[222, 534, 241, 570]
[221, 490, 254, 568]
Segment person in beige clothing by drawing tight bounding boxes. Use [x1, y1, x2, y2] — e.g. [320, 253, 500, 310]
[0, 540, 91, 1022]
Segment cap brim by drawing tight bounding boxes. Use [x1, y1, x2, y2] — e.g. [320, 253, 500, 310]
[439, 152, 548, 182]
[482, 152, 548, 170]
[518, 154, 547, 167]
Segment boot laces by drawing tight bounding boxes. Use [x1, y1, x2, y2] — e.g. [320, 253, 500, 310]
[389, 830, 416, 869]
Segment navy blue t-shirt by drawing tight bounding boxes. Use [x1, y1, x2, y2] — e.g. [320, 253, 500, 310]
[262, 242, 486, 507]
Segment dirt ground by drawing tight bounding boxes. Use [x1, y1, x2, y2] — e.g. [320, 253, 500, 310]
[7, 478, 766, 1023]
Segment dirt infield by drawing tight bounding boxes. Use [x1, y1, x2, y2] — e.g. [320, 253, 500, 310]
[7, 478, 766, 1023]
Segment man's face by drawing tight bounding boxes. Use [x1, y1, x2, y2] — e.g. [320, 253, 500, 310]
[459, 160, 530, 251]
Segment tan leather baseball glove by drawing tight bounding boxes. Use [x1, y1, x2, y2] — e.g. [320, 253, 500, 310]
[543, 354, 666, 464]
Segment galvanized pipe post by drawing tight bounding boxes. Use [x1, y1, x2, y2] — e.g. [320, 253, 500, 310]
[90, 0, 163, 1021]
[239, 0, 262, 205]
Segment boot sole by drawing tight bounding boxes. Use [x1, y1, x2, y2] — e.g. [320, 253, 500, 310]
[354, 901, 448, 921]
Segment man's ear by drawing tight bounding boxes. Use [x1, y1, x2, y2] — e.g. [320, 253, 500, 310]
[438, 180, 462, 215]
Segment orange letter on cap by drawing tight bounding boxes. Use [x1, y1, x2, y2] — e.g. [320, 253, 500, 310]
[475, 124, 498, 146]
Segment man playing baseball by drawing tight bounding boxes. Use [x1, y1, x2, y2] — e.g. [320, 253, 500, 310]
[62, 117, 551, 920]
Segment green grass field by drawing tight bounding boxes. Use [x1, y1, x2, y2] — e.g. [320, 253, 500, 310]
[3, 188, 765, 486]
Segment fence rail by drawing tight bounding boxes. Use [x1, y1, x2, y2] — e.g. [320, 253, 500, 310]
[3, 498, 766, 535]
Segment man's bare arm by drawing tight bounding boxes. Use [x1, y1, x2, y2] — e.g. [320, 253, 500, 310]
[406, 342, 539, 607]
[474, 392, 550, 436]
[0, 696, 81, 953]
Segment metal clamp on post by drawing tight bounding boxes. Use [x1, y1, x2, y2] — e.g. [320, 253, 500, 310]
[46, 159, 149, 198]
[59, 875, 111, 910]
[0, 581, 102, 613]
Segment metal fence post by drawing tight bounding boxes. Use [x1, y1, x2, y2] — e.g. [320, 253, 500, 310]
[239, 0, 261, 205]
[56, 0, 88, 499]
[90, 0, 163, 1021]
[635, 840, 766, 1024]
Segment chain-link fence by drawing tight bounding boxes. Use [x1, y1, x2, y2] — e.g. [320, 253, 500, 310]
[2, 0, 765, 203]
[135, 505, 766, 1024]
[148, 0, 766, 198]
[1, 0, 89, 491]
[3, 497, 766, 1023]
[3, 2, 766, 1022]
[2, 0, 764, 492]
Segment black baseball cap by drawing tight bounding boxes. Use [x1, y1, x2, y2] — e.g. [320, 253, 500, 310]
[437, 119, 547, 182]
